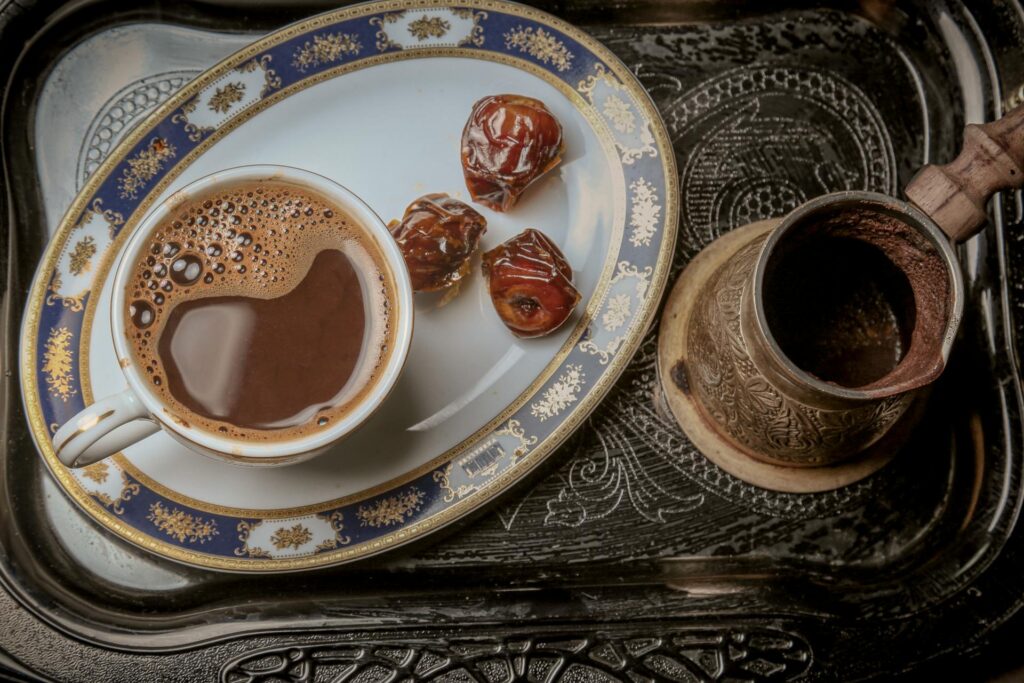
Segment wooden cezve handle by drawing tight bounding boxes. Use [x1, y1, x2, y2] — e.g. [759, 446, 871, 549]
[905, 102, 1024, 242]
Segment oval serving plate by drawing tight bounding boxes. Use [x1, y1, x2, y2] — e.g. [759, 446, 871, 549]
[20, 0, 677, 571]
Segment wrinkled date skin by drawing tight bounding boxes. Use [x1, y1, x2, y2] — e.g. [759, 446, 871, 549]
[483, 229, 581, 337]
[390, 193, 488, 292]
[461, 94, 564, 212]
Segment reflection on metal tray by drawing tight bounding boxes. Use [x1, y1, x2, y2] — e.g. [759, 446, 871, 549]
[0, 0, 1022, 679]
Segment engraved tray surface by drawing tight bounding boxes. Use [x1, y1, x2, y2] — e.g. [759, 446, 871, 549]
[0, 0, 1023, 680]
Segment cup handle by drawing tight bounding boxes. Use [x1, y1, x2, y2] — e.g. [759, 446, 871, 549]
[52, 389, 159, 468]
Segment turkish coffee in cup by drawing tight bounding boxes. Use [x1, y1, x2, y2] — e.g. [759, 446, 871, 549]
[123, 179, 397, 441]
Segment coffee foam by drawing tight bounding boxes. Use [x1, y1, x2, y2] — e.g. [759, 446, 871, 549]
[124, 179, 395, 441]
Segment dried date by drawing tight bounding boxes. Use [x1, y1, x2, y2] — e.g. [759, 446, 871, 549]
[461, 94, 564, 212]
[390, 193, 487, 292]
[482, 228, 581, 337]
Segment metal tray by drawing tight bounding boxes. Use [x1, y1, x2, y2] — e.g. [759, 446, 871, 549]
[0, 0, 1022, 679]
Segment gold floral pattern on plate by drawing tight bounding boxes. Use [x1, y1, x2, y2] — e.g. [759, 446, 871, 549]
[602, 95, 636, 134]
[530, 365, 585, 421]
[235, 521, 271, 558]
[171, 56, 282, 141]
[408, 16, 450, 40]
[80, 197, 125, 238]
[67, 236, 97, 276]
[628, 178, 661, 248]
[292, 33, 362, 72]
[601, 294, 631, 331]
[496, 418, 538, 461]
[238, 54, 282, 98]
[45, 273, 78, 312]
[357, 486, 425, 527]
[314, 511, 352, 553]
[270, 524, 313, 550]
[147, 502, 219, 544]
[372, 9, 486, 50]
[371, 12, 405, 51]
[504, 26, 572, 72]
[171, 98, 208, 143]
[579, 261, 653, 365]
[578, 64, 656, 165]
[81, 461, 109, 484]
[453, 8, 487, 47]
[207, 81, 246, 114]
[42, 327, 76, 402]
[117, 137, 176, 200]
[46, 198, 124, 311]
[88, 472, 140, 516]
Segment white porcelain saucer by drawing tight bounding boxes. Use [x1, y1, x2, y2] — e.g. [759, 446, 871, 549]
[21, 0, 678, 571]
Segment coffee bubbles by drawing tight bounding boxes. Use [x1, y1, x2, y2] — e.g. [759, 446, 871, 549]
[129, 300, 155, 329]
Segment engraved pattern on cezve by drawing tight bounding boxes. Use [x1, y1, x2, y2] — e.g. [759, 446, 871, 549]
[687, 237, 910, 464]
[220, 628, 812, 682]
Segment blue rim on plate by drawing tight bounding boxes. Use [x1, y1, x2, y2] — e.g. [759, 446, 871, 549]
[21, 0, 678, 571]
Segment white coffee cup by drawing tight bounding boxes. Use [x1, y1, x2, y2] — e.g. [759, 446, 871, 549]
[52, 165, 413, 468]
